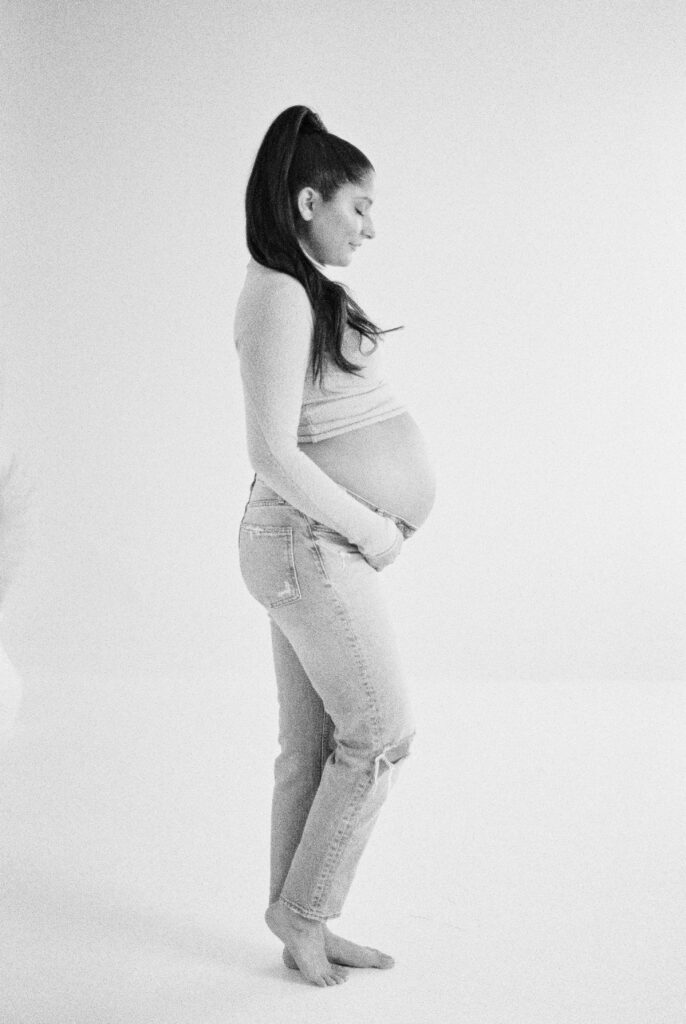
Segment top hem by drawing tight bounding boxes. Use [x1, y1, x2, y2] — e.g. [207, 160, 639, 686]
[297, 405, 408, 444]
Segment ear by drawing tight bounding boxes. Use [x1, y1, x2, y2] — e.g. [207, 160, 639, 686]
[296, 186, 319, 222]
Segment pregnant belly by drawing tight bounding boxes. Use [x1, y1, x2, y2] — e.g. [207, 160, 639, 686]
[299, 411, 436, 530]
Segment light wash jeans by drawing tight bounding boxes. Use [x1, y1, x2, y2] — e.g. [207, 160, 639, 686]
[238, 474, 417, 922]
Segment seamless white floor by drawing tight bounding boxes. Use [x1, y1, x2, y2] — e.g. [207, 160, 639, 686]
[2, 672, 685, 1024]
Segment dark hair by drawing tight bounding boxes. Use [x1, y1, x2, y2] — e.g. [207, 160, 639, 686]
[245, 105, 400, 385]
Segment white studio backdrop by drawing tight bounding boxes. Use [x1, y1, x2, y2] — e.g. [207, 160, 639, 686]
[2, 5, 686, 1022]
[5, 2, 686, 720]
[2, 0, 685, 738]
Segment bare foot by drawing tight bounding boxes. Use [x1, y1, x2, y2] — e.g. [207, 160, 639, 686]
[282, 923, 395, 971]
[265, 902, 349, 987]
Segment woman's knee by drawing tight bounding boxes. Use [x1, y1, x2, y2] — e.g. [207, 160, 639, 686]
[334, 727, 415, 781]
[372, 730, 414, 779]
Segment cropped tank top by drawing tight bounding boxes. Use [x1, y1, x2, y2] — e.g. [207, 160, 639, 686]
[241, 259, 407, 442]
[297, 323, 406, 442]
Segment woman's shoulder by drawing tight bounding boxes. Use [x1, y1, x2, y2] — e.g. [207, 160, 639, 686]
[235, 259, 313, 346]
[245, 258, 311, 305]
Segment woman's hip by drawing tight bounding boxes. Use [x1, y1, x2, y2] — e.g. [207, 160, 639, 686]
[238, 476, 412, 741]
[238, 475, 399, 630]
[238, 485, 371, 609]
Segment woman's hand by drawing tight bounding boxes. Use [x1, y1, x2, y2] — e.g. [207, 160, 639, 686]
[363, 522, 404, 572]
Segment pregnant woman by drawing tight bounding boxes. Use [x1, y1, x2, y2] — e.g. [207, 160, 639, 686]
[235, 106, 436, 987]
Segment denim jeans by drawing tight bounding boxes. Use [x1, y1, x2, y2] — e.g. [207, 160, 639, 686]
[238, 474, 417, 921]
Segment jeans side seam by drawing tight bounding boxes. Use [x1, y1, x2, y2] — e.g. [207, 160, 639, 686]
[302, 517, 383, 747]
[309, 773, 370, 911]
[288, 519, 386, 917]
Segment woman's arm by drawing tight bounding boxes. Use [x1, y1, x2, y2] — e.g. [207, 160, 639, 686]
[235, 270, 403, 570]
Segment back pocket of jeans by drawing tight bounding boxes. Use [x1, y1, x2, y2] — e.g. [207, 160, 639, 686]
[238, 524, 301, 608]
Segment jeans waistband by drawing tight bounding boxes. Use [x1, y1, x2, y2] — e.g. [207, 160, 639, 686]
[247, 474, 417, 539]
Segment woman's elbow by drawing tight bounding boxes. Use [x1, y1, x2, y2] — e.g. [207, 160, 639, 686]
[247, 440, 294, 481]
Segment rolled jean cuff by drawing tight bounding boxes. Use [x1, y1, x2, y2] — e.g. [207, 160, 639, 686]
[278, 895, 336, 923]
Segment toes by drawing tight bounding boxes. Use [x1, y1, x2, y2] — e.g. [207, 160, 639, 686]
[368, 947, 395, 968]
[304, 966, 348, 987]
[323, 964, 349, 985]
[283, 951, 348, 987]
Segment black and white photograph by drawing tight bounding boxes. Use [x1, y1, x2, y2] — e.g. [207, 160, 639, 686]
[2, 2, 685, 1021]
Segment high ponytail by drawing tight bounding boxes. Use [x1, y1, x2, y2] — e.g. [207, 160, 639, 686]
[245, 105, 399, 385]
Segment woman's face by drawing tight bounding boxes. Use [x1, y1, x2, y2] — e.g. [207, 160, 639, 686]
[296, 171, 376, 267]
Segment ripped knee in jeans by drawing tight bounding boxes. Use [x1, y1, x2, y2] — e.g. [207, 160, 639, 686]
[371, 733, 414, 788]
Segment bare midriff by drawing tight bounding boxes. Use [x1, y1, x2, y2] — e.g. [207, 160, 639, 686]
[299, 411, 436, 530]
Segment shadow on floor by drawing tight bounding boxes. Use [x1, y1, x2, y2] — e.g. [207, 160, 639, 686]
[2, 854, 271, 971]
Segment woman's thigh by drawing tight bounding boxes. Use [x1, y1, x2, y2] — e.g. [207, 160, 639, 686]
[239, 499, 414, 754]
[269, 617, 334, 767]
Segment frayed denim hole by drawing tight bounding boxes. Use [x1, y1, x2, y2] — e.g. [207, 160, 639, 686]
[371, 734, 414, 789]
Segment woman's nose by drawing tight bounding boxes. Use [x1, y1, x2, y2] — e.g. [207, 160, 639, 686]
[363, 216, 375, 240]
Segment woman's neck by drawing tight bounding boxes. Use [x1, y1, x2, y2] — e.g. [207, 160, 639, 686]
[297, 240, 327, 272]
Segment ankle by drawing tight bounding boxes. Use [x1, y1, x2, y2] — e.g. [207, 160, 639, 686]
[269, 900, 322, 932]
